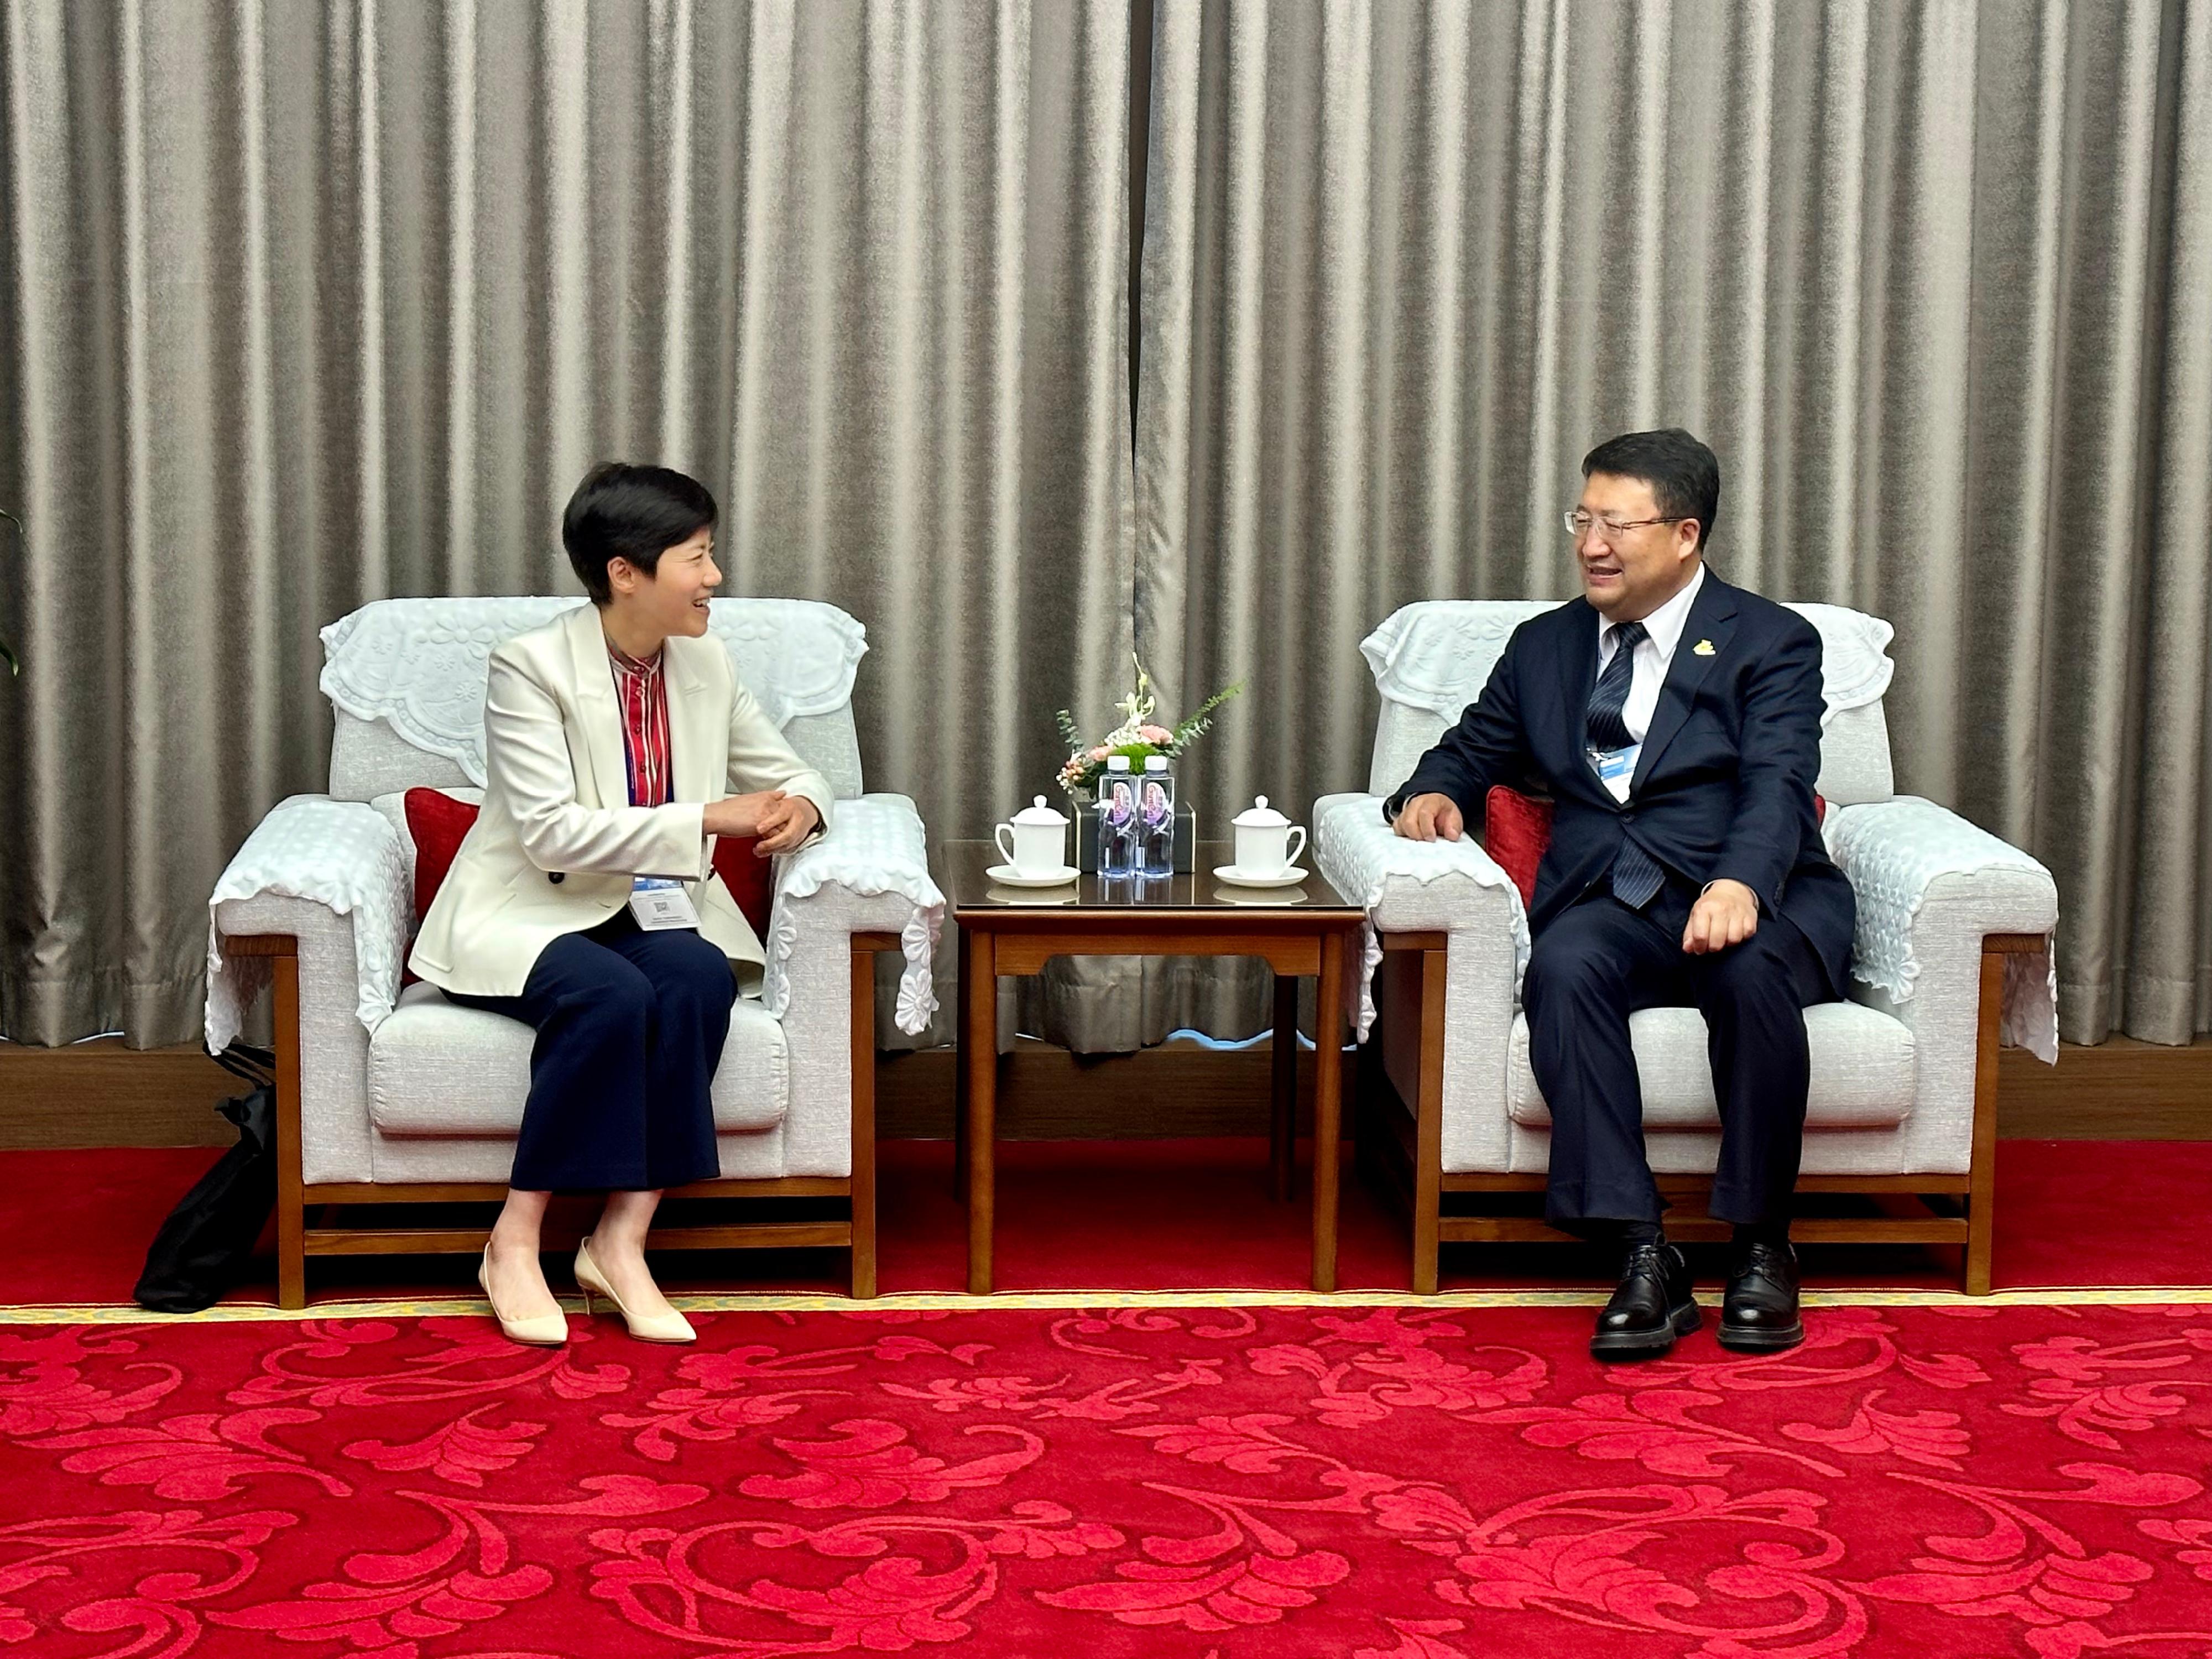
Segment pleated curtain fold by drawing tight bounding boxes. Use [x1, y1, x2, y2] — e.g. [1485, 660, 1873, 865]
[0, 0, 1135, 1048]
[1136, 0, 2212, 1047]
[3, 0, 2210, 1054]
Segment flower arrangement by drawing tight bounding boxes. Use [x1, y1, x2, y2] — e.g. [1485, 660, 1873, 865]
[1055, 654, 1243, 799]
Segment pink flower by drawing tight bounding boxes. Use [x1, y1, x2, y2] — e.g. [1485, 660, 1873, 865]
[1139, 725, 1173, 745]
[1088, 746, 1109, 761]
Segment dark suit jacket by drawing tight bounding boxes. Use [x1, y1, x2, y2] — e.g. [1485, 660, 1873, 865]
[1385, 571, 1855, 997]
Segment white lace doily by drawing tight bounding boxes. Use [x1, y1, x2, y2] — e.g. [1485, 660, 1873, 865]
[320, 596, 869, 787]
[1313, 793, 1530, 1039]
[1824, 796, 2060, 1062]
[1361, 599, 1896, 729]
[205, 795, 412, 1052]
[761, 794, 945, 1035]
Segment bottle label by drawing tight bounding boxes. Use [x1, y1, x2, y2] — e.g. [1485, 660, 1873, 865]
[1139, 780, 1171, 828]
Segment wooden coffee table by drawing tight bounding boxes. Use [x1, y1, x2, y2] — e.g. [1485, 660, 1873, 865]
[943, 840, 1365, 1293]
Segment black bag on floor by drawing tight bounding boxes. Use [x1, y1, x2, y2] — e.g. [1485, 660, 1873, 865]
[134, 1045, 280, 1313]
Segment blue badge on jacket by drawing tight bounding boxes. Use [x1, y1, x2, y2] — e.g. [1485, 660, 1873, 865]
[1592, 744, 1639, 787]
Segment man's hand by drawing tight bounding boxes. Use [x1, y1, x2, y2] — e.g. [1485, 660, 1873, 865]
[750, 793, 821, 855]
[1393, 792, 1465, 842]
[705, 790, 786, 841]
[1683, 879, 1760, 954]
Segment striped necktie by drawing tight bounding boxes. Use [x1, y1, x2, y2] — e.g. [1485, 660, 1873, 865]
[1587, 619, 1665, 908]
[1585, 620, 1646, 753]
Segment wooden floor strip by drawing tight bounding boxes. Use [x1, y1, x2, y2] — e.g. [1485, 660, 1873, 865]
[7, 1284, 2212, 1323]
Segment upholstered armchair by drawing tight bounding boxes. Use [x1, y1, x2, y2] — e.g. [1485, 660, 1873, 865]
[1313, 601, 2058, 1296]
[205, 597, 942, 1307]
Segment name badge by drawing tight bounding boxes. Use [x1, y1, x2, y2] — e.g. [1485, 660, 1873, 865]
[1591, 744, 1640, 787]
[628, 877, 701, 931]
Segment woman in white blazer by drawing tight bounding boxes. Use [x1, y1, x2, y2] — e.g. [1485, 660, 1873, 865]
[412, 464, 834, 1347]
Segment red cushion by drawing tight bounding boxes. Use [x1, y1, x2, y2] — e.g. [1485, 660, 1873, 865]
[1483, 787, 1554, 908]
[1481, 785, 1829, 909]
[710, 834, 776, 942]
[403, 787, 480, 923]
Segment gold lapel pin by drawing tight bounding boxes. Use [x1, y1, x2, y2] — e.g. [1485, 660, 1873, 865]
[1693, 638, 1715, 656]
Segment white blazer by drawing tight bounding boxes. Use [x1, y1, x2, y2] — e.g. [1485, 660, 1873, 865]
[409, 602, 835, 998]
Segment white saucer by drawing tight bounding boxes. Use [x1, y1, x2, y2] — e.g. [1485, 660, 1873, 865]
[985, 863, 1081, 889]
[1212, 864, 1309, 889]
[1213, 885, 1308, 906]
[988, 883, 1077, 905]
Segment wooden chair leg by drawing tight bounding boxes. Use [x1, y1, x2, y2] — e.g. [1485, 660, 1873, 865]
[272, 948, 307, 1310]
[849, 942, 879, 1299]
[1964, 943, 2005, 1296]
[1412, 947, 1446, 1296]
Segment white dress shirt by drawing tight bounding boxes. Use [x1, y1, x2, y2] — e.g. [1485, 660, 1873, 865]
[1591, 562, 1706, 803]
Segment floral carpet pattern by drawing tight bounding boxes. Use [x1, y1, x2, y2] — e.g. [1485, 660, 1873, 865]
[7, 1301, 2212, 1657]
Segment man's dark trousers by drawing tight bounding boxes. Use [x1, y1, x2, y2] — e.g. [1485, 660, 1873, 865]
[1522, 872, 1833, 1230]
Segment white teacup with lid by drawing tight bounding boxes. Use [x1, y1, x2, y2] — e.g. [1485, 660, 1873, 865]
[1229, 796, 1307, 878]
[995, 795, 1071, 878]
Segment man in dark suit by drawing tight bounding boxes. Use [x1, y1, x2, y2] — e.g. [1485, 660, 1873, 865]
[1389, 429, 1853, 1360]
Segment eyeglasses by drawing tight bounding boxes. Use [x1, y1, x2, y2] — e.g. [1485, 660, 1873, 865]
[1563, 512, 1688, 540]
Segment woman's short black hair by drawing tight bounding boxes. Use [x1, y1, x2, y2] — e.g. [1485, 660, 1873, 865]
[562, 463, 718, 605]
[1581, 428, 1720, 552]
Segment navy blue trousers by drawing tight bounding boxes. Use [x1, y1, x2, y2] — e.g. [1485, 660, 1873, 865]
[1521, 881, 1835, 1230]
[446, 911, 734, 1192]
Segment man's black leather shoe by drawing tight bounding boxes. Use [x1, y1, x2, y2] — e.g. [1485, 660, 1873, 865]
[1719, 1240, 1804, 1353]
[1590, 1241, 1699, 1361]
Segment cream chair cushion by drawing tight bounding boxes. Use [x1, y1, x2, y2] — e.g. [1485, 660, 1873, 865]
[1506, 1001, 1916, 1131]
[368, 981, 788, 1136]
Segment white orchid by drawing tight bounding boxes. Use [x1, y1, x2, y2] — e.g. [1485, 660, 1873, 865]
[1052, 653, 1244, 801]
[1102, 656, 1156, 747]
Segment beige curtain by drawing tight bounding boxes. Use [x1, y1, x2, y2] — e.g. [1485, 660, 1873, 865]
[1138, 0, 2212, 1046]
[0, 0, 1135, 1048]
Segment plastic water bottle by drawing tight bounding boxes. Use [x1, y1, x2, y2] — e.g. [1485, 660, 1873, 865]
[1097, 754, 1138, 877]
[1139, 755, 1175, 878]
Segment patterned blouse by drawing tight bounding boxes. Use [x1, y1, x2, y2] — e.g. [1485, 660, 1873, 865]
[606, 641, 673, 808]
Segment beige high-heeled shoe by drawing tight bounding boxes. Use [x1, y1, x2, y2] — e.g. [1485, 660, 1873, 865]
[477, 1246, 568, 1347]
[573, 1235, 696, 1343]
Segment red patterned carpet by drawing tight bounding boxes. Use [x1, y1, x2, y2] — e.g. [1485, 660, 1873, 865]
[9, 1301, 2212, 1656]
[7, 1139, 2212, 1655]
